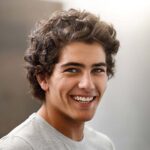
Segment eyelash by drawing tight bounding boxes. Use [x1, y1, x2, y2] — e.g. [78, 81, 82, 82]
[64, 68, 106, 74]
[64, 68, 80, 73]
[92, 68, 106, 73]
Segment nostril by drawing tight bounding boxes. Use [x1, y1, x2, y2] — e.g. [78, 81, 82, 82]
[78, 79, 95, 90]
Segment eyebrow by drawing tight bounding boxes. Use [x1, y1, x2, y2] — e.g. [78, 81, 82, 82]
[61, 62, 107, 68]
[92, 62, 107, 68]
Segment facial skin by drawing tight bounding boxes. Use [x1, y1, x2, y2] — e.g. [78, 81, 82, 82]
[37, 42, 108, 140]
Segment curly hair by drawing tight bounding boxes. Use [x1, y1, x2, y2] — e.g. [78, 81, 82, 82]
[24, 9, 120, 101]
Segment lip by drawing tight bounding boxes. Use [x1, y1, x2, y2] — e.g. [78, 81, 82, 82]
[72, 95, 96, 102]
[70, 94, 97, 97]
[69, 95, 98, 108]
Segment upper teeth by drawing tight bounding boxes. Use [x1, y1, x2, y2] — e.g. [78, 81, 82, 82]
[73, 96, 94, 102]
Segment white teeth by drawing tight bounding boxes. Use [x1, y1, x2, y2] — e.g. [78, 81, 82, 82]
[73, 96, 94, 102]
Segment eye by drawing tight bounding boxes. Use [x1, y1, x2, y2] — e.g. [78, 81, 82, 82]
[92, 68, 106, 74]
[64, 68, 80, 73]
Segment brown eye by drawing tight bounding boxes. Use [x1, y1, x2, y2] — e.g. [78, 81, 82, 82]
[92, 68, 106, 74]
[64, 68, 80, 73]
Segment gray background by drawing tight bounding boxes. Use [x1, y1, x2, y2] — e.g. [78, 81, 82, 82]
[0, 0, 62, 137]
[0, 0, 150, 150]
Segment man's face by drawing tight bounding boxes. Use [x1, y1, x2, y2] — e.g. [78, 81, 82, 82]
[44, 42, 108, 123]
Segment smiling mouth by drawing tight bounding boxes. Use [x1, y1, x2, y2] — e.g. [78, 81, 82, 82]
[71, 96, 96, 103]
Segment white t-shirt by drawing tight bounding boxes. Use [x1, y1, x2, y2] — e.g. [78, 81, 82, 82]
[0, 113, 115, 150]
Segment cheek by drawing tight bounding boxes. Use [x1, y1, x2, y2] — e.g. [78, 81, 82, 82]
[55, 77, 78, 93]
[103, 81, 108, 93]
[96, 77, 108, 92]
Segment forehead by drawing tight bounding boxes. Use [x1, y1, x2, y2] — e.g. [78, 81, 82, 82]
[58, 42, 106, 64]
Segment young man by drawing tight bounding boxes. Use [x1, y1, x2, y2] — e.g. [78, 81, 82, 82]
[0, 9, 120, 150]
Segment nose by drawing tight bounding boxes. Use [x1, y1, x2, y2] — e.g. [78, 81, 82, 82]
[78, 72, 95, 91]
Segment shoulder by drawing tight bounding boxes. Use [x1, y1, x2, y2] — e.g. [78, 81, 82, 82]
[0, 113, 58, 150]
[84, 126, 115, 150]
[0, 114, 38, 150]
[0, 136, 33, 150]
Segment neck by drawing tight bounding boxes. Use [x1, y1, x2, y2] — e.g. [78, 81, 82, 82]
[37, 103, 85, 141]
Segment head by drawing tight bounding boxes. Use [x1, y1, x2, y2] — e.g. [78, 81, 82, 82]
[24, 9, 120, 101]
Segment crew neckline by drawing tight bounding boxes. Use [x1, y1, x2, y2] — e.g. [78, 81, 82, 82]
[31, 113, 87, 148]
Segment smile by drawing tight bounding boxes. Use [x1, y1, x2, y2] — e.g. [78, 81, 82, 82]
[72, 96, 95, 103]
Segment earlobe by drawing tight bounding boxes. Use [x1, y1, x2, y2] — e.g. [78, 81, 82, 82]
[36, 74, 49, 91]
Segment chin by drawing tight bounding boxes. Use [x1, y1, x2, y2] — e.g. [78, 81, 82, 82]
[75, 114, 95, 122]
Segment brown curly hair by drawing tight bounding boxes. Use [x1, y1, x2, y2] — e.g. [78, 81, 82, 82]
[24, 9, 120, 101]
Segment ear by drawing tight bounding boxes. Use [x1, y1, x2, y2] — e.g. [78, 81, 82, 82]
[36, 74, 49, 91]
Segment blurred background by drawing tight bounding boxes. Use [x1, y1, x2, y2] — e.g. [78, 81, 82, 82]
[0, 0, 150, 150]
